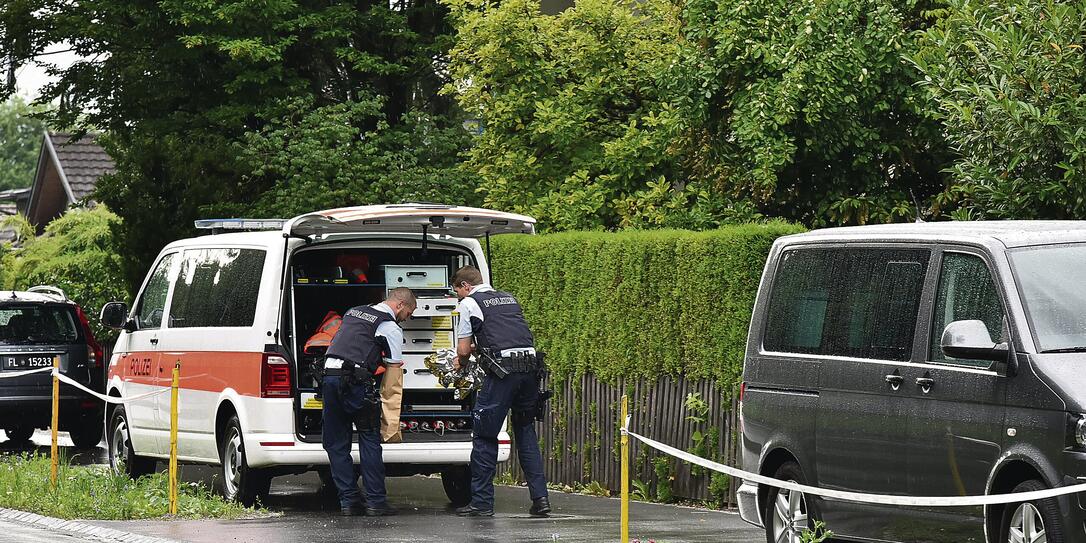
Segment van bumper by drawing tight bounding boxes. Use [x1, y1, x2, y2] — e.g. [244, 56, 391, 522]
[737, 481, 762, 528]
[244, 434, 512, 468]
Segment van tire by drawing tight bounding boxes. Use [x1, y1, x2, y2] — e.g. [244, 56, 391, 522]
[218, 415, 271, 505]
[4, 425, 34, 443]
[763, 461, 818, 543]
[441, 466, 472, 507]
[108, 406, 156, 478]
[997, 479, 1064, 543]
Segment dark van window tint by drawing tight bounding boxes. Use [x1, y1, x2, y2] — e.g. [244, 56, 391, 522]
[169, 248, 265, 328]
[135, 253, 175, 330]
[764, 248, 929, 360]
[930, 253, 1005, 367]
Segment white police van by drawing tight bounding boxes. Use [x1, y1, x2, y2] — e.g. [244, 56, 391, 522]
[100, 204, 534, 504]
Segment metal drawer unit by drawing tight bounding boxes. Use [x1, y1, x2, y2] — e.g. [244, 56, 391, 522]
[384, 265, 450, 290]
[400, 296, 459, 389]
[403, 329, 455, 352]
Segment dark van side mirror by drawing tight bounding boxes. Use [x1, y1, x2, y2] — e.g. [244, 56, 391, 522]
[941, 320, 1010, 362]
[100, 302, 131, 331]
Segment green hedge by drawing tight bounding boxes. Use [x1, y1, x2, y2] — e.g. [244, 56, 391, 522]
[491, 222, 805, 389]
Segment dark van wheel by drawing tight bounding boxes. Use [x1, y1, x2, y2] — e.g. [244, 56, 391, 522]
[764, 461, 817, 543]
[108, 406, 156, 478]
[4, 425, 34, 443]
[219, 415, 271, 505]
[999, 479, 1064, 543]
[69, 417, 104, 449]
[441, 466, 472, 507]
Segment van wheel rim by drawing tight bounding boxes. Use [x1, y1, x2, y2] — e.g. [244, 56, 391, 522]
[223, 429, 243, 498]
[771, 483, 808, 543]
[1008, 502, 1046, 543]
[110, 419, 128, 472]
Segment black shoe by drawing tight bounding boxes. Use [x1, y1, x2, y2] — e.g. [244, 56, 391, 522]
[365, 505, 399, 517]
[529, 497, 551, 517]
[456, 504, 494, 517]
[341, 503, 365, 516]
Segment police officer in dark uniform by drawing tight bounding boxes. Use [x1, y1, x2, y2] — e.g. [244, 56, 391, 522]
[451, 266, 550, 517]
[322, 287, 417, 516]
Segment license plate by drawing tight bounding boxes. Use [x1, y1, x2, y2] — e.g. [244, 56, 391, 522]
[4, 355, 57, 369]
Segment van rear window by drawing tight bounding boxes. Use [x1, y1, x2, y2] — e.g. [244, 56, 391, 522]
[168, 248, 266, 328]
[763, 248, 929, 361]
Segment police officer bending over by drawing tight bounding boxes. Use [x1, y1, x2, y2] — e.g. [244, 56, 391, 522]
[451, 266, 550, 517]
[322, 287, 417, 516]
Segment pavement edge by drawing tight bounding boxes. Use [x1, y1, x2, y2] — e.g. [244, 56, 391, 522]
[0, 507, 181, 543]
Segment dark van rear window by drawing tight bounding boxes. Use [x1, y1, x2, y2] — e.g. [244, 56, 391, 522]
[763, 247, 929, 361]
[0, 304, 80, 345]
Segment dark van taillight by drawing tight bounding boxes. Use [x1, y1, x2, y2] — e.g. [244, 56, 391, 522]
[261, 354, 292, 398]
[75, 306, 104, 369]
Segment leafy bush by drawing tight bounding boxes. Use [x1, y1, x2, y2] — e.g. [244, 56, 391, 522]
[491, 222, 804, 388]
[2, 207, 130, 342]
[912, 0, 1086, 219]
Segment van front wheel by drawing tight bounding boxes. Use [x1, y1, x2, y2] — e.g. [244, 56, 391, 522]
[763, 461, 817, 543]
[998, 479, 1064, 543]
[108, 406, 155, 478]
[219, 415, 271, 505]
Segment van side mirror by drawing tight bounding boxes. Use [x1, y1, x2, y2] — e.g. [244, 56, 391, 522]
[941, 320, 1009, 362]
[100, 302, 131, 331]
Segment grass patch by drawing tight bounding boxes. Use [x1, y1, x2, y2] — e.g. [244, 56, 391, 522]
[0, 453, 263, 520]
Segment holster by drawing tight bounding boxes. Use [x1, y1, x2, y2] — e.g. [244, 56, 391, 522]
[534, 353, 552, 422]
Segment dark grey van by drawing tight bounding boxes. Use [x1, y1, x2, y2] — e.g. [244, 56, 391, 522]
[738, 222, 1086, 543]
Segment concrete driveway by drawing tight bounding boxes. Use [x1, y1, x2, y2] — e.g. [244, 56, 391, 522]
[5, 430, 764, 543]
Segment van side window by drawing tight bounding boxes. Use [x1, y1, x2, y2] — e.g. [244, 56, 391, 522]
[763, 248, 928, 361]
[168, 248, 266, 328]
[929, 252, 1005, 367]
[134, 253, 175, 330]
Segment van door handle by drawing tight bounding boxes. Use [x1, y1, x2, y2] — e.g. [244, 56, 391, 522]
[884, 374, 904, 390]
[150, 338, 159, 345]
[412, 338, 433, 344]
[916, 377, 935, 392]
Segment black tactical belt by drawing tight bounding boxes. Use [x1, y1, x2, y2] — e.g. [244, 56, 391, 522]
[324, 367, 373, 377]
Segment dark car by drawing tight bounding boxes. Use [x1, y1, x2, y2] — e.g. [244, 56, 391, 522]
[739, 222, 1086, 543]
[0, 286, 105, 448]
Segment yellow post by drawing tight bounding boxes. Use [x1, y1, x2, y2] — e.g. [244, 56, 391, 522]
[169, 362, 180, 515]
[621, 394, 629, 543]
[50, 356, 60, 488]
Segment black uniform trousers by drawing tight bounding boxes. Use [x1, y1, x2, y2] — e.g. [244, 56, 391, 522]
[470, 370, 549, 509]
[321, 374, 387, 509]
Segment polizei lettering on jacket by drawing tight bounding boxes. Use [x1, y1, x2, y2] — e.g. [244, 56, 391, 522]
[345, 308, 380, 323]
[482, 296, 518, 308]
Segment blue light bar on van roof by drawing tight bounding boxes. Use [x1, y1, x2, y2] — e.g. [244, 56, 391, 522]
[194, 219, 286, 231]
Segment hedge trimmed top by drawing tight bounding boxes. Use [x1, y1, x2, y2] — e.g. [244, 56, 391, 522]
[490, 222, 805, 389]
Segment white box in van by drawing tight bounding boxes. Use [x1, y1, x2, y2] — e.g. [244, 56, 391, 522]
[384, 265, 450, 290]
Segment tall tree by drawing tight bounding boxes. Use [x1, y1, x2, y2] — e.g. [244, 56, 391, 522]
[0, 0, 472, 286]
[673, 0, 951, 226]
[444, 0, 753, 232]
[0, 97, 45, 191]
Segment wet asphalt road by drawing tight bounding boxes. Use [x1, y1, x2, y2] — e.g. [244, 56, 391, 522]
[6, 431, 764, 543]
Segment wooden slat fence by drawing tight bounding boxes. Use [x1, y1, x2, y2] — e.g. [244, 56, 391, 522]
[498, 373, 741, 506]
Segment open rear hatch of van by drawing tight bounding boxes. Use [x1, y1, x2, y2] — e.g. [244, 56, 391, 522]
[283, 205, 535, 444]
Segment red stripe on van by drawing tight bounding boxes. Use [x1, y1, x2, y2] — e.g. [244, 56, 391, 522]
[110, 351, 266, 397]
